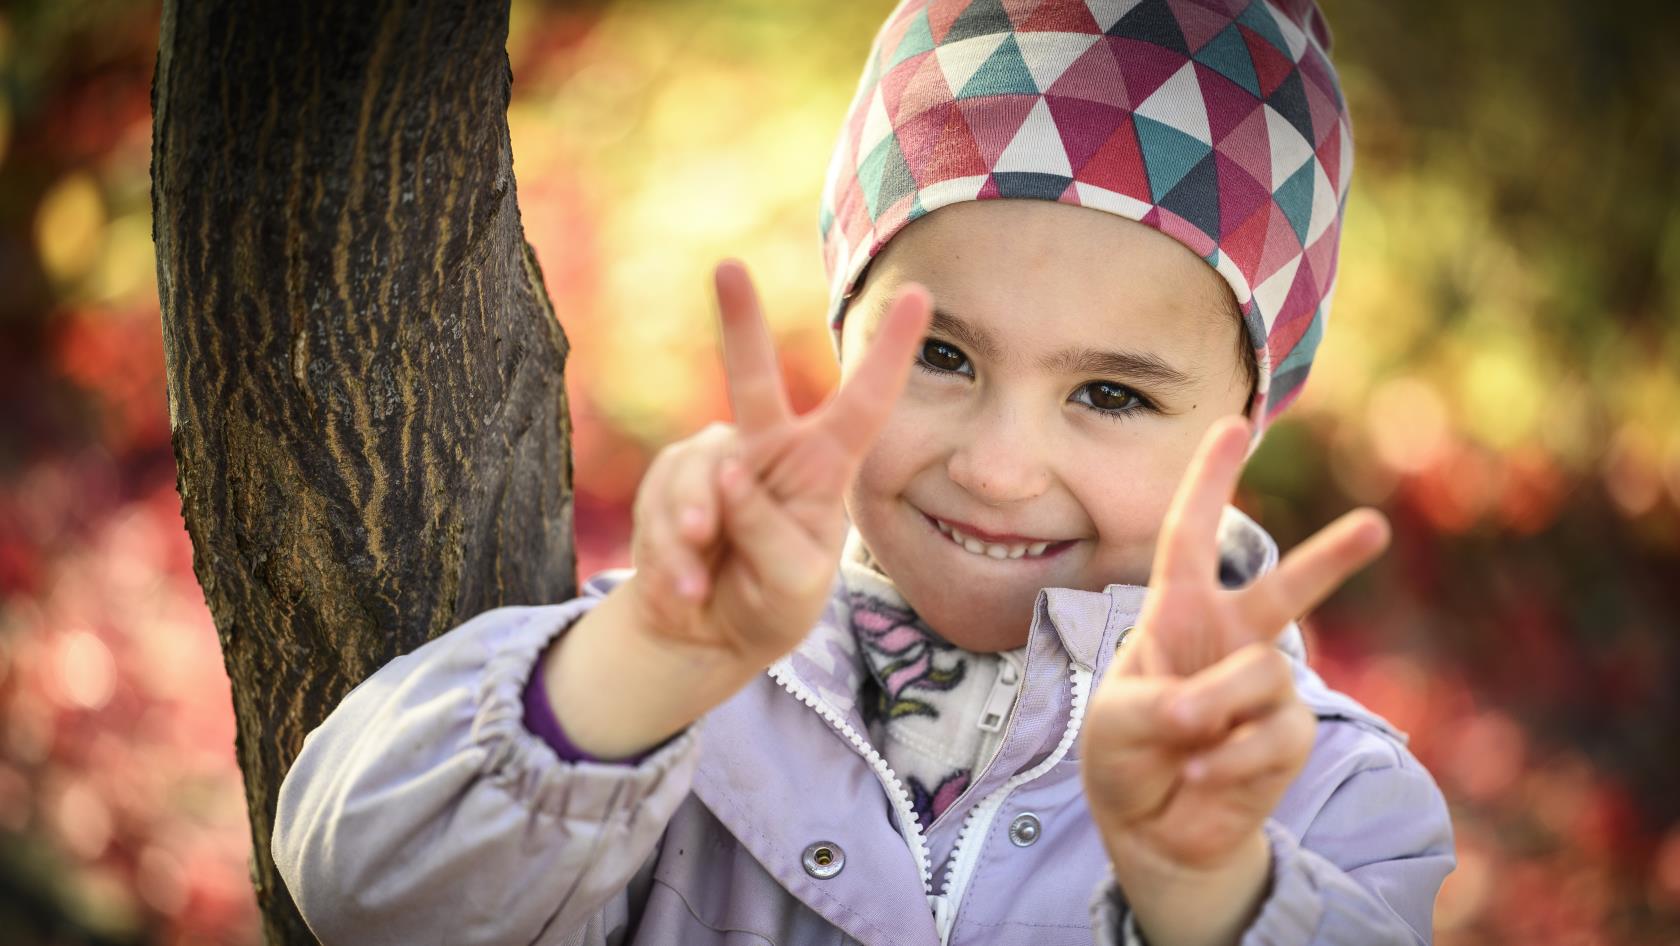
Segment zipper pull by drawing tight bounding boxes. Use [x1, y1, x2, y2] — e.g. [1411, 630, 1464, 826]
[930, 893, 952, 939]
[976, 659, 1020, 733]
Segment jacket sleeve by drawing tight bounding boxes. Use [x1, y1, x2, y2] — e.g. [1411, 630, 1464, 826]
[272, 572, 702, 946]
[1088, 727, 1456, 945]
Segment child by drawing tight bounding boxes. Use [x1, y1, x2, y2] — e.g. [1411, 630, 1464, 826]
[273, 1, 1455, 944]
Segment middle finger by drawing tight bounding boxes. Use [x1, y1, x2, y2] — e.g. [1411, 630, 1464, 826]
[1236, 507, 1390, 640]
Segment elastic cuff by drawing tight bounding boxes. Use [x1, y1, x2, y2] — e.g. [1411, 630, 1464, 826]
[1089, 870, 1149, 946]
[1238, 819, 1327, 944]
[1092, 823, 1325, 946]
[471, 603, 700, 821]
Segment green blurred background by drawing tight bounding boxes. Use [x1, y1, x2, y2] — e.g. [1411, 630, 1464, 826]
[1, 0, 1676, 943]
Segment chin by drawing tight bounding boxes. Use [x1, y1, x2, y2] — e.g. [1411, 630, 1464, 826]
[848, 507, 1058, 651]
[911, 591, 1037, 652]
[937, 623, 1032, 653]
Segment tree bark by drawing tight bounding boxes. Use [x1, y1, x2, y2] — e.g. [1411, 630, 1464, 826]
[150, 1, 575, 942]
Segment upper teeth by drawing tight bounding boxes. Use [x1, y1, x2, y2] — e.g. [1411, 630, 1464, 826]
[933, 518, 1053, 559]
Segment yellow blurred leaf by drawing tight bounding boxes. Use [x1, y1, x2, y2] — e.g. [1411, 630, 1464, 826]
[36, 172, 107, 285]
[88, 212, 156, 305]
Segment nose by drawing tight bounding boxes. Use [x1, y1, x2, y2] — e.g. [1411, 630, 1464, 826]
[945, 403, 1052, 505]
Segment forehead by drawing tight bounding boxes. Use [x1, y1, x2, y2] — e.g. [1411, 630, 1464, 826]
[849, 200, 1235, 360]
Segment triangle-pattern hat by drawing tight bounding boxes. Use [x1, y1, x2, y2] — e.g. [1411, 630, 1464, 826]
[819, 0, 1351, 455]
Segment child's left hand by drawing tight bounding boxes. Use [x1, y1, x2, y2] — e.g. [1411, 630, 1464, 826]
[1079, 415, 1391, 946]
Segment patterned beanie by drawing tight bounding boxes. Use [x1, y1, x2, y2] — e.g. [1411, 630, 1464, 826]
[819, 0, 1351, 454]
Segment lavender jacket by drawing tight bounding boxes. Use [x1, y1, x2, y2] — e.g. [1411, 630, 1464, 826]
[273, 506, 1454, 945]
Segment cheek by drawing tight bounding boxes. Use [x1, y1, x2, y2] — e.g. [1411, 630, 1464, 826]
[1081, 482, 1165, 539]
[858, 399, 935, 485]
[845, 409, 917, 521]
[1070, 448, 1187, 554]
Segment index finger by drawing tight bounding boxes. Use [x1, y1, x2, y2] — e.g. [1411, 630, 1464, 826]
[1152, 415, 1251, 588]
[1237, 507, 1390, 637]
[714, 259, 794, 435]
[812, 283, 933, 457]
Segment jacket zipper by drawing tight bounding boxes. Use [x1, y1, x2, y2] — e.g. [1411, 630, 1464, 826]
[934, 663, 1094, 945]
[769, 655, 1093, 945]
[767, 662, 937, 910]
[976, 654, 1021, 733]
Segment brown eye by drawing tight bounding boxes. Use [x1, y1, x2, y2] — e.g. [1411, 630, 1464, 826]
[919, 339, 967, 373]
[1087, 382, 1136, 410]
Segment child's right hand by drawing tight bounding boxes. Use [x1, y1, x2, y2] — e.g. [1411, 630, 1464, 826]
[623, 261, 932, 668]
[543, 261, 930, 758]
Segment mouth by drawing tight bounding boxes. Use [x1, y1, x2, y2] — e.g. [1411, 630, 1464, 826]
[919, 511, 1077, 562]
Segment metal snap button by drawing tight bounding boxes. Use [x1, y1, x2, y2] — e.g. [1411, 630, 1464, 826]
[1008, 812, 1041, 847]
[1116, 624, 1137, 655]
[802, 841, 845, 878]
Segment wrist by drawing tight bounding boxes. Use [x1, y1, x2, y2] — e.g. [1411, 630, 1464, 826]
[543, 583, 746, 758]
[1106, 828, 1271, 946]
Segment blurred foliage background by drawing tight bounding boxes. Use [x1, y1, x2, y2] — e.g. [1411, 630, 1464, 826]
[0, 0, 1676, 943]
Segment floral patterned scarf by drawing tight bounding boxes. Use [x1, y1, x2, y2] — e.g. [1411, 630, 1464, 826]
[838, 527, 1027, 832]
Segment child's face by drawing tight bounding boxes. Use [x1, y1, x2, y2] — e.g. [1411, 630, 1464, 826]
[839, 199, 1251, 652]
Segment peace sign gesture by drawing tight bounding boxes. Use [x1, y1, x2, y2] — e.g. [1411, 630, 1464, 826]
[623, 259, 933, 666]
[546, 260, 931, 760]
[1078, 415, 1390, 940]
[1125, 414, 1391, 681]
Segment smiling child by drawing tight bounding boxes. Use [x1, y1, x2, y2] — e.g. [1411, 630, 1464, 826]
[273, 2, 1456, 944]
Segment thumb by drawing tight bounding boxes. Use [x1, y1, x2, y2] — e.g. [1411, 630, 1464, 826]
[1081, 674, 1193, 827]
[1088, 672, 1209, 756]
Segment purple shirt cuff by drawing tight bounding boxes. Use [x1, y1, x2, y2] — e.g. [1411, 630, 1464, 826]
[521, 638, 643, 765]
[522, 637, 663, 765]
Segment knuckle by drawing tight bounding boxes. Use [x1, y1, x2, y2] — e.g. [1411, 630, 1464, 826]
[1282, 708, 1317, 756]
[649, 489, 689, 533]
[1221, 741, 1257, 773]
[642, 537, 681, 577]
[1214, 759, 1247, 784]
[647, 440, 683, 474]
[697, 422, 742, 456]
[689, 420, 733, 445]
[1293, 703, 1318, 736]
[670, 456, 718, 508]
[1255, 645, 1291, 681]
[636, 452, 680, 511]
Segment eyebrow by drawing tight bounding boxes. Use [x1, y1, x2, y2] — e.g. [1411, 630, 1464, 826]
[923, 306, 1198, 392]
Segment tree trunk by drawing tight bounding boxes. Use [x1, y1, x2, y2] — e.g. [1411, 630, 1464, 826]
[149, 1, 575, 942]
